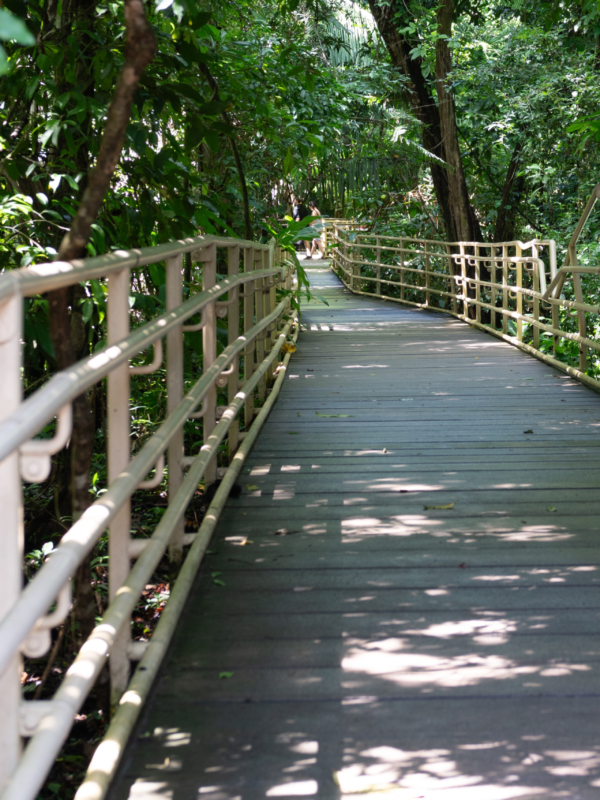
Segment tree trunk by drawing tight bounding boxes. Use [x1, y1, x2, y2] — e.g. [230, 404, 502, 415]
[494, 141, 524, 242]
[367, 0, 482, 244]
[435, 0, 482, 242]
[45, 0, 156, 643]
[366, 0, 456, 240]
[198, 61, 252, 241]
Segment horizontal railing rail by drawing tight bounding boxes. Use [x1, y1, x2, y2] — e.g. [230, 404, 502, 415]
[0, 234, 297, 800]
[330, 183, 600, 391]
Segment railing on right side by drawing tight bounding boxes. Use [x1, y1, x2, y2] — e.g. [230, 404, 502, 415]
[329, 184, 600, 392]
[320, 218, 363, 253]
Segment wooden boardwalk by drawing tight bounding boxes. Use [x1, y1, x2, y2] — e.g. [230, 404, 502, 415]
[111, 262, 600, 800]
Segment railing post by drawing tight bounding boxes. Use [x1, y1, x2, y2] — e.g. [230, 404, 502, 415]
[244, 247, 255, 429]
[459, 243, 468, 318]
[107, 266, 131, 705]
[166, 254, 184, 563]
[356, 242, 364, 292]
[532, 244, 540, 350]
[376, 236, 381, 297]
[200, 244, 218, 485]
[256, 250, 266, 400]
[491, 247, 498, 330]
[502, 246, 509, 335]
[474, 246, 481, 324]
[0, 291, 23, 791]
[446, 243, 457, 314]
[516, 244, 523, 342]
[399, 238, 405, 301]
[266, 248, 277, 389]
[425, 241, 430, 307]
[228, 245, 240, 461]
[342, 230, 349, 286]
[568, 243, 588, 372]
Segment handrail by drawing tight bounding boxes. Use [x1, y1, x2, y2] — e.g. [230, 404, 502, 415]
[329, 184, 600, 390]
[0, 266, 282, 461]
[0, 233, 273, 303]
[542, 184, 600, 301]
[0, 232, 297, 799]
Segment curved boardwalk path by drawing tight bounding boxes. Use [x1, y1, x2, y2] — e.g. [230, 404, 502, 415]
[111, 262, 600, 800]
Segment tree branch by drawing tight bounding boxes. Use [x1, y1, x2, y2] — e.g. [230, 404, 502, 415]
[47, 0, 156, 524]
[57, 0, 156, 262]
[198, 61, 252, 241]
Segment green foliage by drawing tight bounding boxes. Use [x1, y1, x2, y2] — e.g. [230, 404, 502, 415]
[4, 0, 600, 543]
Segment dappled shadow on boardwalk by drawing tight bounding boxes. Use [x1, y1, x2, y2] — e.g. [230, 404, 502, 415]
[110, 267, 600, 800]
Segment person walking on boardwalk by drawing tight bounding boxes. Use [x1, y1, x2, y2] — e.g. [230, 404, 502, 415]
[292, 195, 312, 259]
[308, 200, 324, 259]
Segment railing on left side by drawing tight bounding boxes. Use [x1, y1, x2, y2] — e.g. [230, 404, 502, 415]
[0, 234, 298, 800]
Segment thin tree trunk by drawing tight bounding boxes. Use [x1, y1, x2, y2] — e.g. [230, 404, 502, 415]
[198, 61, 252, 241]
[494, 141, 524, 242]
[367, 0, 456, 239]
[435, 0, 482, 243]
[368, 0, 482, 245]
[45, 0, 156, 640]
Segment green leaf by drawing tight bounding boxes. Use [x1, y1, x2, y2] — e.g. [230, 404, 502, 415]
[81, 298, 94, 323]
[0, 8, 35, 45]
[203, 128, 220, 153]
[149, 264, 165, 289]
[315, 412, 353, 418]
[192, 10, 212, 27]
[283, 147, 294, 175]
[172, 81, 206, 105]
[25, 77, 40, 100]
[219, 671, 234, 679]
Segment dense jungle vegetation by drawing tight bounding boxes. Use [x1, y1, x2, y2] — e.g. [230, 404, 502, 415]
[1, 0, 600, 794]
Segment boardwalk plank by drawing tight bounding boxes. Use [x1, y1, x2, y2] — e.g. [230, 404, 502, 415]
[109, 261, 600, 800]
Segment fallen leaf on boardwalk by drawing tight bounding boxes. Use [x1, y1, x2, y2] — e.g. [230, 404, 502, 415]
[316, 412, 353, 417]
[547, 505, 557, 512]
[297, 412, 301, 416]
[459, 562, 467, 569]
[219, 672, 234, 679]
[333, 772, 401, 794]
[274, 528, 301, 536]
[289, 431, 299, 435]
[523, 429, 533, 434]
[145, 757, 181, 772]
[225, 536, 252, 546]
[423, 502, 455, 510]
[246, 484, 259, 491]
[211, 572, 226, 586]
[525, 377, 535, 381]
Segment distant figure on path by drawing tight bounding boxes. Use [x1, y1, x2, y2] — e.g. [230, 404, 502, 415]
[292, 195, 312, 259]
[308, 200, 324, 259]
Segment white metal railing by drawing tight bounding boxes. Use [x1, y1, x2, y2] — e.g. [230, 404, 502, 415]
[331, 184, 600, 390]
[0, 234, 298, 800]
